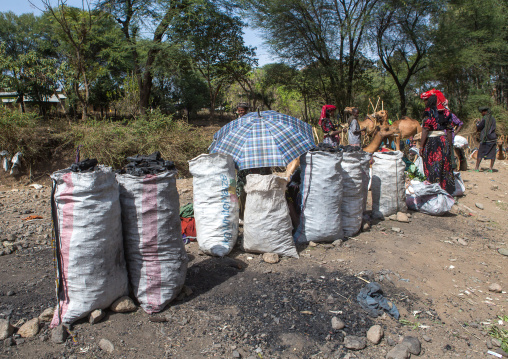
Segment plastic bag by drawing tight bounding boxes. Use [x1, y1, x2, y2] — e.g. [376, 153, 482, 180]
[406, 181, 455, 216]
[371, 151, 407, 218]
[244, 174, 298, 258]
[451, 171, 465, 197]
[189, 153, 239, 257]
[453, 135, 468, 149]
[50, 166, 128, 327]
[116, 171, 188, 314]
[294, 151, 343, 243]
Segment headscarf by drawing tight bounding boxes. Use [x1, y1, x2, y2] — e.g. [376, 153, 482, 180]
[319, 104, 337, 125]
[420, 89, 447, 111]
[423, 94, 440, 123]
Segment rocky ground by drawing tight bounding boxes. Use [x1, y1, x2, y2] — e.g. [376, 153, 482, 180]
[0, 158, 507, 359]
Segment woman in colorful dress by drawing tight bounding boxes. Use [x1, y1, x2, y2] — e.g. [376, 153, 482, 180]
[319, 105, 341, 146]
[419, 94, 455, 195]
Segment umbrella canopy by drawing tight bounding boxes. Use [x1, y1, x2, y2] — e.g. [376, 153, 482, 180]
[209, 110, 315, 170]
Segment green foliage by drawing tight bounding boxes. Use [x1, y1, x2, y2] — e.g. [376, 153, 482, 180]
[71, 109, 212, 174]
[0, 107, 41, 160]
[489, 324, 508, 353]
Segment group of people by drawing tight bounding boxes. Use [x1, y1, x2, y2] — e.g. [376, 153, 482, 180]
[235, 97, 498, 199]
[319, 105, 364, 147]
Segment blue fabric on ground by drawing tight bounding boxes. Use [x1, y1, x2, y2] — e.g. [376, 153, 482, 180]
[357, 282, 400, 319]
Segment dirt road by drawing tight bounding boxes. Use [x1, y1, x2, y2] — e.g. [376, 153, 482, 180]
[0, 159, 507, 359]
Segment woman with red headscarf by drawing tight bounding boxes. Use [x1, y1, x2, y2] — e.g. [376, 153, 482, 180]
[319, 105, 341, 146]
[419, 93, 455, 195]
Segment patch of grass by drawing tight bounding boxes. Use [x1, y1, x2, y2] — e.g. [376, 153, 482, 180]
[72, 110, 213, 175]
[1, 107, 214, 176]
[0, 107, 39, 159]
[399, 318, 422, 330]
[489, 324, 508, 353]
[495, 201, 508, 211]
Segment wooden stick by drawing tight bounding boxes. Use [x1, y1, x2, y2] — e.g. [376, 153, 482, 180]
[356, 276, 371, 284]
[374, 97, 380, 113]
[453, 317, 481, 340]
[313, 127, 320, 143]
[382, 101, 384, 111]
[369, 99, 375, 113]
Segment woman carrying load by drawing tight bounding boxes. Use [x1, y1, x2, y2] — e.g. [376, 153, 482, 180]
[419, 93, 455, 195]
[319, 105, 341, 146]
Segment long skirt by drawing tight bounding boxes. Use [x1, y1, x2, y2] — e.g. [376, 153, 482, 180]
[422, 135, 455, 195]
[478, 142, 496, 159]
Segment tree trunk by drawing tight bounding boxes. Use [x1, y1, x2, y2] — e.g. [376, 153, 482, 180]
[398, 85, 407, 116]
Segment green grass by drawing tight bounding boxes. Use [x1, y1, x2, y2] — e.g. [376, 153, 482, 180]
[0, 108, 214, 176]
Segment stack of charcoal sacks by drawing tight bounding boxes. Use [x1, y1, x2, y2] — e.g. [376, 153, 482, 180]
[51, 159, 128, 327]
[51, 153, 188, 328]
[116, 152, 188, 314]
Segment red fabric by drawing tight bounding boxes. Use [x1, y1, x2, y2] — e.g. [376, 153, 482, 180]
[181, 217, 196, 239]
[420, 89, 447, 111]
[319, 105, 337, 125]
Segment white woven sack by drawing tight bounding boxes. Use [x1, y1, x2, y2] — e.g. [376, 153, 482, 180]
[371, 151, 407, 218]
[244, 174, 298, 258]
[452, 171, 465, 197]
[360, 152, 372, 214]
[453, 135, 468, 149]
[50, 166, 128, 327]
[294, 151, 343, 243]
[189, 153, 239, 256]
[116, 171, 188, 314]
[341, 151, 366, 237]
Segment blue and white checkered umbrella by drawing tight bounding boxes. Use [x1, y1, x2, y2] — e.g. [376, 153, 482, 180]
[209, 110, 315, 170]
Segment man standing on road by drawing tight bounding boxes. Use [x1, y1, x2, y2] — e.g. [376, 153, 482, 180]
[475, 106, 497, 172]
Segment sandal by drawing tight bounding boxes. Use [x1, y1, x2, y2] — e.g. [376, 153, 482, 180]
[487, 169, 494, 173]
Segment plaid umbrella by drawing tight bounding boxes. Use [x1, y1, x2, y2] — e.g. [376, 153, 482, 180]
[209, 111, 315, 170]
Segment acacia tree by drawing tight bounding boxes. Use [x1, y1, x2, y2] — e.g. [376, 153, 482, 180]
[241, 0, 378, 109]
[0, 12, 57, 113]
[431, 0, 508, 116]
[98, 0, 192, 113]
[179, 6, 256, 117]
[371, 0, 438, 115]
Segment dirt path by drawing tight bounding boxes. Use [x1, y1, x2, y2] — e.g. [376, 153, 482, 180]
[0, 159, 507, 359]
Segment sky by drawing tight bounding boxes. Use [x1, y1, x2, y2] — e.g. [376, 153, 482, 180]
[0, 0, 275, 66]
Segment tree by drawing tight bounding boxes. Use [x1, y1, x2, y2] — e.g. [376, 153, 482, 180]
[431, 0, 508, 117]
[0, 12, 57, 113]
[241, 0, 378, 109]
[371, 0, 438, 115]
[178, 5, 256, 117]
[98, 0, 193, 113]
[39, 1, 128, 120]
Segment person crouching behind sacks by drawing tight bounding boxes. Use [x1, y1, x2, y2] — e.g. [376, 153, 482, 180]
[475, 106, 497, 172]
[319, 105, 341, 146]
[419, 93, 456, 195]
[237, 102, 250, 118]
